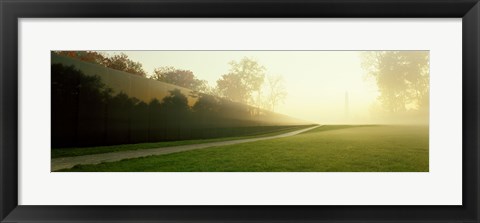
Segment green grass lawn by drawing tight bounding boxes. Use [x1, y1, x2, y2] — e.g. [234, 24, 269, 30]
[62, 125, 429, 172]
[52, 125, 314, 158]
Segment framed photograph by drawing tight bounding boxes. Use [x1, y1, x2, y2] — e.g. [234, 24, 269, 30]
[1, 0, 479, 222]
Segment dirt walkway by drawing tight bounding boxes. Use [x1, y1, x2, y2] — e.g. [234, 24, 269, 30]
[51, 125, 320, 171]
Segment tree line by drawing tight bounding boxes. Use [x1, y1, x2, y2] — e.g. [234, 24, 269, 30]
[52, 63, 297, 148]
[54, 51, 287, 112]
[361, 51, 429, 115]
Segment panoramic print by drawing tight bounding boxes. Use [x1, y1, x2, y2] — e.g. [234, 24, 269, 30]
[51, 51, 429, 172]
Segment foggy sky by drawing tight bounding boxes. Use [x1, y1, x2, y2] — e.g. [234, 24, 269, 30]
[103, 51, 424, 124]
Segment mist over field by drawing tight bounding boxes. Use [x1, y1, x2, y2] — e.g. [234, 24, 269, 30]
[111, 50, 429, 125]
[51, 50, 429, 172]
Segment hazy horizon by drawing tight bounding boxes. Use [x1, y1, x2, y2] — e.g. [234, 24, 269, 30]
[89, 50, 430, 125]
[51, 50, 431, 172]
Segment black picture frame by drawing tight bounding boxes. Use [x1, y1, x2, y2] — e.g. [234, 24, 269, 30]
[1, 0, 479, 222]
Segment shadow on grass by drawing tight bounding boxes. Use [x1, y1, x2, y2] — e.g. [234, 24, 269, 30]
[52, 125, 314, 158]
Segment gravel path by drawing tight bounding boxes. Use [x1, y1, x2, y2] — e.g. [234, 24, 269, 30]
[51, 125, 320, 171]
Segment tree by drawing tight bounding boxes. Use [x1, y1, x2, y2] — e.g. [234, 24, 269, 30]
[361, 51, 429, 113]
[191, 94, 222, 127]
[159, 89, 192, 139]
[54, 51, 147, 77]
[192, 94, 220, 114]
[51, 63, 116, 147]
[104, 53, 147, 77]
[54, 51, 108, 65]
[216, 57, 265, 104]
[152, 66, 208, 92]
[161, 89, 191, 113]
[263, 75, 287, 112]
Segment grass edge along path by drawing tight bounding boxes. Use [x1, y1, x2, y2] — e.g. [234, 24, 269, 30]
[52, 125, 320, 171]
[61, 125, 428, 172]
[52, 125, 315, 158]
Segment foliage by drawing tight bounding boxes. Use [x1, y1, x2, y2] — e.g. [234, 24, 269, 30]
[55, 51, 108, 65]
[104, 53, 147, 76]
[216, 57, 265, 104]
[161, 89, 190, 113]
[361, 51, 429, 113]
[151, 66, 208, 92]
[51, 63, 298, 148]
[54, 52, 287, 114]
[54, 51, 147, 77]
